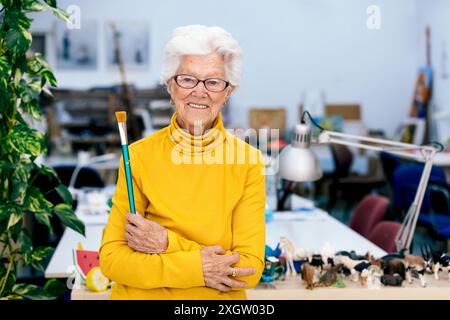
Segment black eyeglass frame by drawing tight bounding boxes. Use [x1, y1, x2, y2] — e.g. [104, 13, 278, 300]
[172, 74, 230, 92]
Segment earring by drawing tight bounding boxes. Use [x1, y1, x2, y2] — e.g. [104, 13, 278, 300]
[170, 99, 175, 106]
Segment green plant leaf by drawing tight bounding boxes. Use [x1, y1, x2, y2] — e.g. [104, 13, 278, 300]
[40, 68, 57, 87]
[0, 269, 16, 297]
[11, 163, 32, 205]
[18, 230, 33, 265]
[12, 283, 57, 300]
[7, 210, 21, 230]
[55, 184, 73, 206]
[23, 186, 53, 214]
[43, 0, 57, 7]
[38, 165, 59, 181]
[20, 78, 42, 103]
[6, 28, 32, 58]
[32, 246, 54, 260]
[34, 211, 53, 234]
[4, 9, 32, 30]
[0, 56, 10, 79]
[23, 1, 45, 12]
[0, 205, 11, 221]
[11, 180, 27, 205]
[43, 278, 66, 299]
[34, 52, 50, 68]
[54, 204, 85, 236]
[8, 124, 43, 158]
[51, 7, 70, 23]
[31, 246, 54, 272]
[20, 99, 41, 120]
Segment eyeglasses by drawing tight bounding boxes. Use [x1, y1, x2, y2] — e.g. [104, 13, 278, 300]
[172, 74, 230, 92]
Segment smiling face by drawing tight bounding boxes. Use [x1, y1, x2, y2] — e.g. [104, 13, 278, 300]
[167, 53, 234, 135]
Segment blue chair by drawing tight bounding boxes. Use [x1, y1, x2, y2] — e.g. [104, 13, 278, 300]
[392, 163, 450, 239]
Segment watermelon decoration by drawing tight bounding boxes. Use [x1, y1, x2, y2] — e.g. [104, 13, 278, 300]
[73, 249, 100, 281]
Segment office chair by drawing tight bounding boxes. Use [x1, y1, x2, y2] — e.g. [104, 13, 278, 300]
[368, 221, 402, 253]
[349, 194, 389, 238]
[391, 163, 450, 240]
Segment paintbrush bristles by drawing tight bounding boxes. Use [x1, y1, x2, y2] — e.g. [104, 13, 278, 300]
[115, 111, 127, 123]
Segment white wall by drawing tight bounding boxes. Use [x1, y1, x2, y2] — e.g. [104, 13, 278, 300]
[417, 0, 450, 142]
[31, 0, 421, 137]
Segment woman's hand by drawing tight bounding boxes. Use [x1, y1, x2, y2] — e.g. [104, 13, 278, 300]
[125, 213, 168, 254]
[200, 246, 256, 292]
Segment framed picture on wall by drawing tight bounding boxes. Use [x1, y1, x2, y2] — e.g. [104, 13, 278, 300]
[54, 20, 98, 70]
[105, 21, 149, 69]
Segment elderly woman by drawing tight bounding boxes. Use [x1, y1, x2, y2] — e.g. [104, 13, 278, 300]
[100, 25, 266, 299]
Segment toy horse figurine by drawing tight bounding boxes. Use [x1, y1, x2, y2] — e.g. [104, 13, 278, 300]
[279, 236, 298, 276]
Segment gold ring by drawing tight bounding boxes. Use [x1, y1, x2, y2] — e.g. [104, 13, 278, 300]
[230, 267, 237, 277]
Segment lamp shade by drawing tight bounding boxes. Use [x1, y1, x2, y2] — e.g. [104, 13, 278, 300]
[278, 124, 323, 182]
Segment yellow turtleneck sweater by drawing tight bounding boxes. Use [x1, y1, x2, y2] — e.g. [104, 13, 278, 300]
[100, 112, 266, 300]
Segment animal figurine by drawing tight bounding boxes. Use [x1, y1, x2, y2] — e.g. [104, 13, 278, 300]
[429, 252, 450, 281]
[309, 254, 325, 274]
[334, 255, 370, 283]
[260, 256, 286, 288]
[335, 250, 368, 261]
[380, 248, 408, 261]
[403, 254, 427, 287]
[381, 258, 405, 286]
[301, 262, 315, 290]
[315, 265, 342, 287]
[279, 236, 299, 276]
[364, 265, 382, 290]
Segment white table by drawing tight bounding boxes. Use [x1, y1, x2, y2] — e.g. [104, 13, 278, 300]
[266, 210, 386, 257]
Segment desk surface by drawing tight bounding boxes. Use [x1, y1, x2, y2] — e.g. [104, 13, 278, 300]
[71, 274, 450, 300]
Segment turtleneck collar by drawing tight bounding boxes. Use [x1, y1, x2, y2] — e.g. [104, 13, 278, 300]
[168, 112, 227, 155]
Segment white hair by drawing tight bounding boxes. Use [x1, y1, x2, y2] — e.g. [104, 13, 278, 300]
[160, 25, 243, 86]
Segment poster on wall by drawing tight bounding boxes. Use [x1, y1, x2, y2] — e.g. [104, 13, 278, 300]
[54, 20, 98, 70]
[105, 21, 149, 69]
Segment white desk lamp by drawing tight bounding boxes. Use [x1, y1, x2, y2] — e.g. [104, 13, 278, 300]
[278, 111, 442, 252]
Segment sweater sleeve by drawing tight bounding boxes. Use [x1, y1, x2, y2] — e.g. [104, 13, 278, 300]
[228, 151, 266, 288]
[99, 154, 205, 289]
[165, 229, 203, 253]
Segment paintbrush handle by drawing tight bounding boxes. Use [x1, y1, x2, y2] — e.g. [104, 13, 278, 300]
[121, 144, 136, 214]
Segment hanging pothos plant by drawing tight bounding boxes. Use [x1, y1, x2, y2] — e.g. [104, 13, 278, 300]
[0, 0, 85, 299]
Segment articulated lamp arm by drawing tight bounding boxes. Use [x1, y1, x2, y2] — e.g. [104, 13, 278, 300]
[316, 130, 438, 252]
